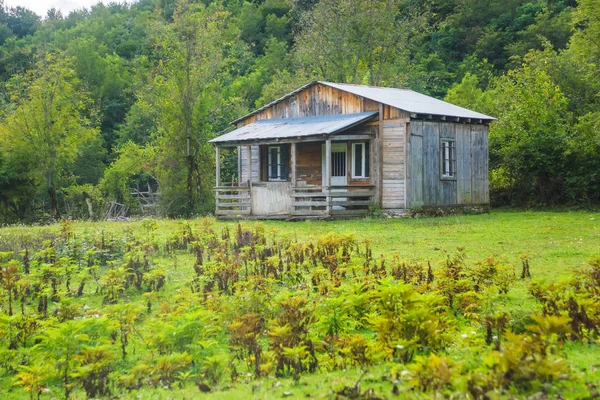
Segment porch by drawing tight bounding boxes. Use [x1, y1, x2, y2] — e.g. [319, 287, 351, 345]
[214, 182, 376, 219]
[211, 113, 380, 219]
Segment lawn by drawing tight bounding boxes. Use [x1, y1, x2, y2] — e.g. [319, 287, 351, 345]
[0, 210, 598, 399]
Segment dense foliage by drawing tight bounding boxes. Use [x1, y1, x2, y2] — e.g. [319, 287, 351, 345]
[0, 0, 599, 221]
[0, 218, 599, 398]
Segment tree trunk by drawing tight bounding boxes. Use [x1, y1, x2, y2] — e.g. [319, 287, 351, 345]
[48, 183, 60, 220]
[187, 152, 194, 216]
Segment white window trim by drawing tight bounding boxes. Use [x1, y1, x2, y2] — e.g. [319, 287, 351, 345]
[268, 145, 285, 181]
[352, 142, 369, 179]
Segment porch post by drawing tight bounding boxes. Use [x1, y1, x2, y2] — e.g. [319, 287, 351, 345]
[246, 145, 252, 186]
[325, 138, 331, 214]
[215, 146, 221, 187]
[290, 142, 297, 187]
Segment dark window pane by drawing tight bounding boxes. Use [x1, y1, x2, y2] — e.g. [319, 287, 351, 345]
[354, 144, 362, 177]
[269, 147, 279, 179]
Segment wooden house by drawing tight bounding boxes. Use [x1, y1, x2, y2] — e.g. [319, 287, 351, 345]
[210, 81, 494, 219]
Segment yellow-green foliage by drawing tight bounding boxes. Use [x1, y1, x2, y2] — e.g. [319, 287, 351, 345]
[0, 219, 598, 399]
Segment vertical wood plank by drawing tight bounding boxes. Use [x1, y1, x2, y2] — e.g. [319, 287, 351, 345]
[246, 145, 252, 186]
[456, 124, 472, 204]
[215, 146, 221, 187]
[470, 125, 488, 204]
[325, 138, 332, 214]
[409, 121, 424, 207]
[422, 121, 440, 206]
[404, 122, 410, 208]
[370, 137, 376, 191]
[291, 142, 297, 187]
[378, 104, 384, 205]
[237, 145, 242, 184]
[483, 126, 490, 204]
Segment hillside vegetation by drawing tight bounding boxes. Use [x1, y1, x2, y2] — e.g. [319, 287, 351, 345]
[0, 211, 599, 398]
[0, 0, 599, 222]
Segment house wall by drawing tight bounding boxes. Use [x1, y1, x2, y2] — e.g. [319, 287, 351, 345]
[234, 83, 491, 213]
[296, 142, 322, 186]
[236, 83, 409, 128]
[408, 121, 489, 207]
[381, 120, 408, 209]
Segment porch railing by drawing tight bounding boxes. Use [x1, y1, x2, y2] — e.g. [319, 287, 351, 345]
[329, 185, 376, 217]
[215, 184, 251, 216]
[291, 184, 376, 217]
[291, 186, 329, 217]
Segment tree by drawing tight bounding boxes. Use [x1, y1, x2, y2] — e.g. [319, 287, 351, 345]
[482, 56, 572, 205]
[444, 73, 485, 112]
[0, 260, 21, 316]
[150, 1, 229, 215]
[294, 0, 431, 86]
[0, 54, 99, 219]
[106, 303, 144, 360]
[34, 319, 100, 399]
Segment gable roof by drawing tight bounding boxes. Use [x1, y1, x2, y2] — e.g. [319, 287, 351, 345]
[322, 82, 494, 120]
[232, 81, 494, 124]
[210, 112, 377, 144]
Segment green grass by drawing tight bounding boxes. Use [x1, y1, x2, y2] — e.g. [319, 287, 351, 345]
[6, 209, 598, 274]
[0, 209, 599, 399]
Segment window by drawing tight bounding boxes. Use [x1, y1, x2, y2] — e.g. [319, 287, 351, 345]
[441, 140, 456, 179]
[352, 142, 370, 178]
[266, 145, 288, 181]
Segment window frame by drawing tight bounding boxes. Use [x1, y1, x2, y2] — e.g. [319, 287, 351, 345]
[351, 142, 370, 179]
[266, 145, 288, 182]
[440, 139, 457, 180]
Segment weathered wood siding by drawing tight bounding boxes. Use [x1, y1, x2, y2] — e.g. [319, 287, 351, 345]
[296, 142, 322, 186]
[239, 145, 260, 183]
[381, 120, 407, 208]
[251, 182, 292, 215]
[409, 121, 489, 207]
[236, 83, 409, 128]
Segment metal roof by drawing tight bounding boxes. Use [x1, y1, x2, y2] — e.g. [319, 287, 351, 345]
[320, 82, 495, 120]
[231, 81, 495, 124]
[210, 112, 377, 144]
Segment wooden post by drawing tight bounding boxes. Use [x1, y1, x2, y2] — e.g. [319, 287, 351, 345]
[290, 142, 297, 187]
[246, 145, 253, 215]
[404, 122, 410, 209]
[237, 146, 241, 185]
[215, 146, 221, 187]
[246, 145, 252, 186]
[325, 138, 331, 214]
[377, 103, 384, 207]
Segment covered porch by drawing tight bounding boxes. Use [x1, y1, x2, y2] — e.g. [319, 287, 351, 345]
[211, 113, 380, 219]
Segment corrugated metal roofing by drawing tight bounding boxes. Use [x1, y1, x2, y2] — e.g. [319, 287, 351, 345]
[231, 81, 495, 124]
[210, 112, 377, 144]
[320, 81, 495, 120]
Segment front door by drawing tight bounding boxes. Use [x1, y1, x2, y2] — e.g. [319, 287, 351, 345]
[322, 143, 348, 187]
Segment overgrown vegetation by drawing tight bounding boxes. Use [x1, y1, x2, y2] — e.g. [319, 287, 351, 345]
[0, 0, 599, 222]
[0, 212, 598, 398]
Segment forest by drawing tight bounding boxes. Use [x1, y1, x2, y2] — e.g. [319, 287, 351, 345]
[0, 0, 598, 222]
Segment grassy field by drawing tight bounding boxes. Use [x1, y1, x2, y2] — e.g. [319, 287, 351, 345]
[0, 210, 599, 399]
